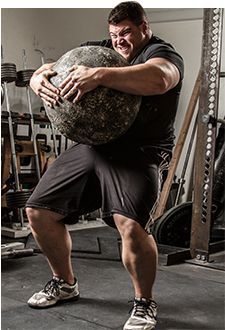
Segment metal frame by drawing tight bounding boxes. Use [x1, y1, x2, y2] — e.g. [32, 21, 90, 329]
[190, 8, 224, 261]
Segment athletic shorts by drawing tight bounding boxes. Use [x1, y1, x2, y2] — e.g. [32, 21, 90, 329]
[25, 143, 171, 232]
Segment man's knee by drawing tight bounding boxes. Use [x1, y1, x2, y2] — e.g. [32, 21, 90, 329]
[114, 213, 144, 241]
[26, 207, 39, 222]
[26, 207, 64, 227]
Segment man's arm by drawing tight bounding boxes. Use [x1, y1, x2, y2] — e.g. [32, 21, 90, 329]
[97, 58, 180, 95]
[29, 40, 112, 107]
[60, 58, 180, 103]
[29, 63, 60, 107]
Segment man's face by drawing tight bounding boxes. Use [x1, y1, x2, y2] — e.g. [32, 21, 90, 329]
[109, 19, 148, 61]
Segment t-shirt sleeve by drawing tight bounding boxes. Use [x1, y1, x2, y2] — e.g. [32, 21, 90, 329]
[143, 44, 184, 80]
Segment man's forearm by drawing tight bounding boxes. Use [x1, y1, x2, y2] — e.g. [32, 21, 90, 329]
[95, 59, 180, 96]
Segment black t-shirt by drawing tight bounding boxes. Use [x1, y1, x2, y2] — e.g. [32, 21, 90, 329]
[81, 36, 184, 149]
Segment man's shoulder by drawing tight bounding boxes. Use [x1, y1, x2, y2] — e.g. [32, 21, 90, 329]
[145, 35, 176, 53]
[132, 34, 183, 68]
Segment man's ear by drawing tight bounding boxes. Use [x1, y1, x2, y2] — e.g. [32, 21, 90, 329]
[141, 20, 149, 35]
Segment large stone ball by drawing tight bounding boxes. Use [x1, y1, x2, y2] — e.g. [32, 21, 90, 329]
[45, 46, 141, 145]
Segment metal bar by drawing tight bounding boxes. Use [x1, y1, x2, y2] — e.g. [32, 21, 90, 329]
[190, 8, 223, 261]
[22, 49, 41, 180]
[174, 114, 198, 206]
[4, 82, 24, 226]
[4, 83, 20, 190]
[26, 87, 41, 179]
[34, 48, 59, 157]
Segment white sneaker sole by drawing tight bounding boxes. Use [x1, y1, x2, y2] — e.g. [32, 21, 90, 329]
[28, 293, 80, 309]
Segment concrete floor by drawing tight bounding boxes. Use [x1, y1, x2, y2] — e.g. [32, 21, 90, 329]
[1, 226, 225, 330]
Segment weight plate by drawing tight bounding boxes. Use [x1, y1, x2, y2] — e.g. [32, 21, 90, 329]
[15, 80, 28, 87]
[1, 74, 17, 83]
[152, 202, 192, 248]
[16, 69, 35, 87]
[6, 190, 32, 209]
[1, 63, 16, 70]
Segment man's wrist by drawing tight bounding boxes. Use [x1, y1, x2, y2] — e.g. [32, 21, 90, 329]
[95, 67, 109, 86]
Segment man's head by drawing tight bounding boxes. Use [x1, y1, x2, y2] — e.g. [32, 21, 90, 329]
[108, 1, 151, 61]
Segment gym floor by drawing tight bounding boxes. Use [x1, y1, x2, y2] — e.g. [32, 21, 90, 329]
[2, 224, 225, 330]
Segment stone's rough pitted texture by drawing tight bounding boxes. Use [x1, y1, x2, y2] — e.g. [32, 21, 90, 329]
[45, 46, 141, 145]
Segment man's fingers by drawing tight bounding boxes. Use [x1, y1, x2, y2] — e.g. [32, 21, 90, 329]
[73, 89, 83, 103]
[68, 65, 78, 72]
[35, 62, 56, 75]
[60, 79, 76, 96]
[39, 91, 56, 104]
[62, 85, 78, 100]
[38, 85, 60, 104]
[38, 84, 59, 99]
[59, 75, 72, 90]
[42, 77, 59, 94]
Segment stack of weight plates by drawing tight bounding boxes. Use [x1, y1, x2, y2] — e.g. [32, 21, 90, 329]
[16, 69, 35, 87]
[1, 63, 17, 83]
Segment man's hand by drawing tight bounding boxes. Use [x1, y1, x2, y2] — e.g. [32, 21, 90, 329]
[59, 65, 100, 103]
[30, 63, 60, 107]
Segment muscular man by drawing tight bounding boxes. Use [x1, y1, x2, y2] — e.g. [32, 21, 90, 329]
[26, 2, 184, 329]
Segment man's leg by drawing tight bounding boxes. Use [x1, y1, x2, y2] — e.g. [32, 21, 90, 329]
[26, 207, 75, 285]
[114, 214, 158, 329]
[114, 213, 158, 299]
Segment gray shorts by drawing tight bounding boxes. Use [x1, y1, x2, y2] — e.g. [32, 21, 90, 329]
[26, 143, 171, 230]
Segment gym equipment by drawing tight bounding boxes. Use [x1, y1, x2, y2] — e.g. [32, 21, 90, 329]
[152, 10, 224, 265]
[152, 120, 225, 248]
[211, 121, 225, 221]
[15, 69, 35, 87]
[151, 111, 197, 246]
[35, 133, 51, 153]
[1, 242, 33, 259]
[1, 62, 25, 224]
[152, 71, 201, 222]
[16, 49, 41, 179]
[35, 48, 45, 65]
[1, 63, 17, 82]
[152, 129, 224, 249]
[6, 190, 32, 209]
[174, 114, 198, 206]
[45, 46, 141, 145]
[1, 110, 50, 125]
[1, 84, 4, 104]
[35, 48, 59, 157]
[190, 8, 224, 261]
[152, 202, 192, 248]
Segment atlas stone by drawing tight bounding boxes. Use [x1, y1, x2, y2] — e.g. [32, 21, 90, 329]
[45, 46, 141, 145]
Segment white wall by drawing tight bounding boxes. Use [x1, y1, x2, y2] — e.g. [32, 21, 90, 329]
[1, 8, 110, 67]
[1, 8, 225, 200]
[1, 8, 110, 113]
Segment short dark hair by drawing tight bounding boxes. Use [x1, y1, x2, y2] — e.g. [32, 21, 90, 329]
[108, 1, 148, 26]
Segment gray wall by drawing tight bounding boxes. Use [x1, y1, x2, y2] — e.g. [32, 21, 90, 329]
[1, 8, 225, 200]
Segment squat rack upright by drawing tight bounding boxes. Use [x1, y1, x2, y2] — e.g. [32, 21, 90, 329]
[190, 8, 224, 262]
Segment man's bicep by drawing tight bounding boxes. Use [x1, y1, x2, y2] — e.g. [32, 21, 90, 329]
[145, 57, 181, 91]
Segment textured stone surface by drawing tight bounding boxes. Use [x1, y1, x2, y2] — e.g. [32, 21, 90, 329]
[45, 46, 141, 145]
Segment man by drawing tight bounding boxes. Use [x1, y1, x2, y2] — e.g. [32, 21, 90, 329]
[26, 2, 184, 329]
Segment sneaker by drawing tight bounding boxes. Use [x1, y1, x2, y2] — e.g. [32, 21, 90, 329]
[27, 276, 80, 308]
[123, 297, 157, 330]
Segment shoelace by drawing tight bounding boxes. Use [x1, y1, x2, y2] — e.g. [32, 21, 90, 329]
[129, 299, 157, 320]
[43, 278, 62, 297]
